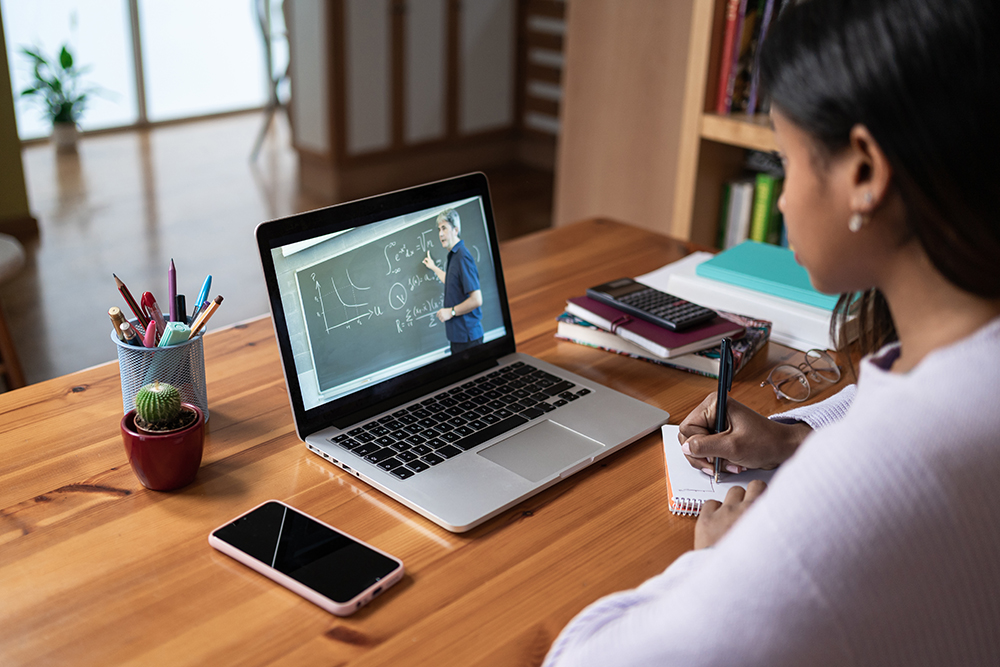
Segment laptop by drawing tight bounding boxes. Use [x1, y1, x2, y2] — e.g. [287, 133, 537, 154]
[256, 173, 668, 532]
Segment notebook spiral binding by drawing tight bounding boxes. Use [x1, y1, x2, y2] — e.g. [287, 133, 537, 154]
[670, 498, 705, 517]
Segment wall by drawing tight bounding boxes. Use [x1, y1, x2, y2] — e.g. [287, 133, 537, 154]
[553, 0, 693, 235]
[287, 0, 527, 203]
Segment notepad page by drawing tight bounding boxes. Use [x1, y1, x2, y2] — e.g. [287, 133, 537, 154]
[662, 424, 776, 516]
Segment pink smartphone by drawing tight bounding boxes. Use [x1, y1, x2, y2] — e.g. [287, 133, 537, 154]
[209, 499, 404, 616]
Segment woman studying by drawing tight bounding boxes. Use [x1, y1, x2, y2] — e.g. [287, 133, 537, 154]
[544, 0, 1000, 664]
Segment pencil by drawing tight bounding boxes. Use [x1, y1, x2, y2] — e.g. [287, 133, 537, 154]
[114, 273, 150, 329]
[188, 295, 223, 339]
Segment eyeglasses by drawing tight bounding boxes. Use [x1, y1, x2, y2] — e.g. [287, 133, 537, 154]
[760, 349, 841, 402]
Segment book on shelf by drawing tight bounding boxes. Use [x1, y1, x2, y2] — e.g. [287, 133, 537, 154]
[745, 148, 783, 174]
[555, 311, 771, 380]
[636, 252, 848, 352]
[745, 0, 778, 115]
[748, 172, 783, 245]
[714, 0, 743, 114]
[715, 182, 732, 249]
[718, 151, 785, 250]
[696, 240, 840, 310]
[730, 0, 767, 114]
[721, 0, 751, 115]
[721, 179, 754, 249]
[564, 296, 745, 359]
[715, 0, 789, 116]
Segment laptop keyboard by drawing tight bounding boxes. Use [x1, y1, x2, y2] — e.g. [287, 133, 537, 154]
[327, 361, 591, 480]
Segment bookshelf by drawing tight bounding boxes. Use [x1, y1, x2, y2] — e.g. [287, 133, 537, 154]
[700, 113, 778, 154]
[553, 0, 778, 247]
[672, 0, 780, 245]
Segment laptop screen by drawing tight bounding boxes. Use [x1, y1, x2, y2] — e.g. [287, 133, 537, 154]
[257, 174, 515, 436]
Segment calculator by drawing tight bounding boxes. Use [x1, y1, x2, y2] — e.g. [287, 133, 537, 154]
[586, 278, 717, 332]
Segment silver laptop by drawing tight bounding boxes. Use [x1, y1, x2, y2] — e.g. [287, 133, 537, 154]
[256, 173, 668, 532]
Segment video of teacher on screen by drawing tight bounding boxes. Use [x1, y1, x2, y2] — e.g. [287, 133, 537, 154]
[269, 196, 506, 411]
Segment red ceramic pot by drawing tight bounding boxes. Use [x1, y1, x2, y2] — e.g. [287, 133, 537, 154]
[120, 404, 205, 491]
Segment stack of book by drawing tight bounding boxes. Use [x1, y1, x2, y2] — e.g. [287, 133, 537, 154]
[555, 295, 771, 380]
[636, 241, 853, 352]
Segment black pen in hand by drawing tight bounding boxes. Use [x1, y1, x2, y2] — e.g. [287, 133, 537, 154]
[713, 337, 734, 483]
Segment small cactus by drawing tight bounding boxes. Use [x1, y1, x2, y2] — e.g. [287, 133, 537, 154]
[134, 381, 181, 427]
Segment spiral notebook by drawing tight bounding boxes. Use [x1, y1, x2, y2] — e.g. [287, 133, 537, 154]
[662, 424, 776, 516]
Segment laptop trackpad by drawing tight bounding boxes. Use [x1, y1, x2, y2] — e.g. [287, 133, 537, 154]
[478, 420, 604, 483]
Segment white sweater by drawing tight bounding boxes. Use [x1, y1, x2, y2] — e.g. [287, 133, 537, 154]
[544, 316, 1000, 667]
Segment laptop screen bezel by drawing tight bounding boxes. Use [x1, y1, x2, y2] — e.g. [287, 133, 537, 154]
[255, 173, 516, 438]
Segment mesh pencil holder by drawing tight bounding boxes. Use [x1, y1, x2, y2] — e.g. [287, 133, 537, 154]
[112, 327, 209, 420]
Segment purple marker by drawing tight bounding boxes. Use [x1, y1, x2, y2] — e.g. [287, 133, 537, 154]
[168, 258, 177, 322]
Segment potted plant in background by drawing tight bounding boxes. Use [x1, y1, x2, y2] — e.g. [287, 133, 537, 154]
[120, 381, 205, 491]
[18, 43, 101, 153]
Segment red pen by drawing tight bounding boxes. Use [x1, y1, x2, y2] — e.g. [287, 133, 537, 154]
[114, 273, 150, 329]
[141, 292, 167, 337]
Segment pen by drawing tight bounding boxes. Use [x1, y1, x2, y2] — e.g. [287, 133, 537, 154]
[175, 294, 186, 324]
[188, 295, 223, 339]
[713, 337, 734, 483]
[109, 306, 127, 341]
[192, 275, 211, 322]
[168, 259, 177, 322]
[141, 291, 167, 337]
[120, 321, 142, 347]
[192, 299, 209, 321]
[114, 273, 150, 329]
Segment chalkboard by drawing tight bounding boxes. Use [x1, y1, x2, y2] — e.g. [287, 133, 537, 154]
[294, 199, 504, 395]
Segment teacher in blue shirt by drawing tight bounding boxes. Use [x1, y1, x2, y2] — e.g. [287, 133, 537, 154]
[422, 208, 483, 354]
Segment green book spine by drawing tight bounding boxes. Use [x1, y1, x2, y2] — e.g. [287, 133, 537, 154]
[749, 172, 776, 242]
[716, 183, 732, 249]
[765, 202, 784, 245]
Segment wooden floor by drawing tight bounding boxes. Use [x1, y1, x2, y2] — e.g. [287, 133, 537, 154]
[2, 112, 554, 387]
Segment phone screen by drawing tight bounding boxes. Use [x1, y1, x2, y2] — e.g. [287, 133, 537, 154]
[211, 501, 400, 604]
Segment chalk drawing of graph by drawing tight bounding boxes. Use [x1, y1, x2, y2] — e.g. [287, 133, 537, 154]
[313, 267, 382, 332]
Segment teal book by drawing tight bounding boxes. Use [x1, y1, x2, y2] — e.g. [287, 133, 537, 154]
[695, 239, 839, 310]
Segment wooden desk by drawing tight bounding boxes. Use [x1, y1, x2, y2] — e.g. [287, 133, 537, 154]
[0, 219, 847, 666]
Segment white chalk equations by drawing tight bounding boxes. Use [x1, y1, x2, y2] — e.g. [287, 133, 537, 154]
[292, 198, 504, 396]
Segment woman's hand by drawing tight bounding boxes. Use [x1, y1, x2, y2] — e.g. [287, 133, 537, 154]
[678, 394, 812, 474]
[694, 480, 767, 549]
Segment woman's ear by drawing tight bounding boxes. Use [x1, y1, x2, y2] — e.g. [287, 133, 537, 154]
[847, 124, 892, 214]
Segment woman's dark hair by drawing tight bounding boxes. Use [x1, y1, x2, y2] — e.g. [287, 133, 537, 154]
[759, 0, 1000, 366]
